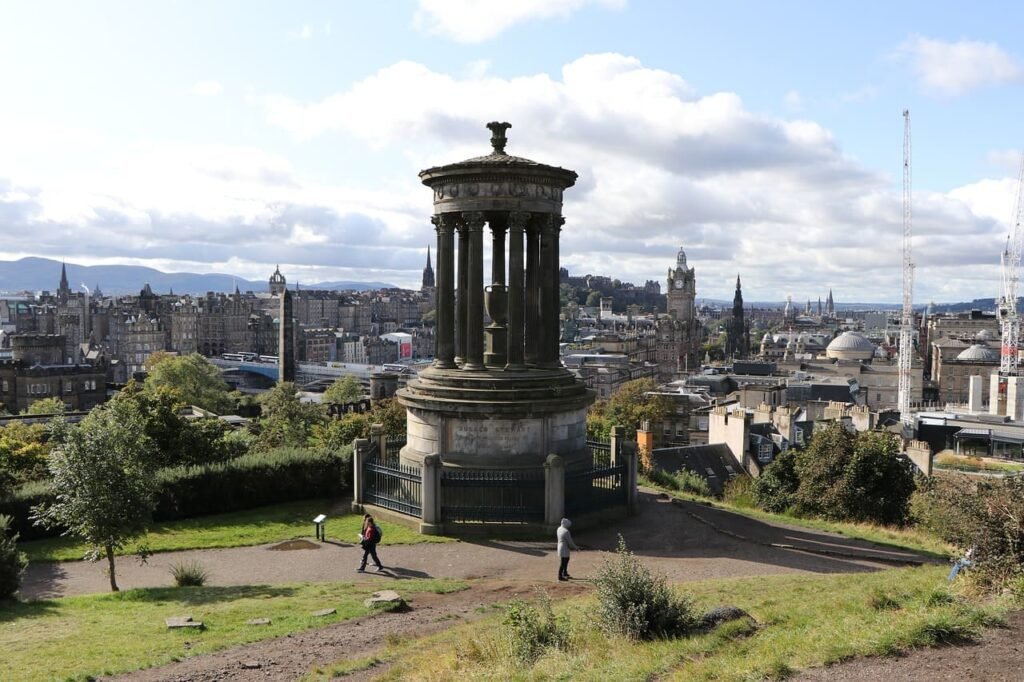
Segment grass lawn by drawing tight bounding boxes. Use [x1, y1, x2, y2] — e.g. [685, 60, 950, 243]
[934, 453, 1024, 474]
[363, 566, 1001, 681]
[20, 499, 454, 562]
[639, 479, 954, 559]
[0, 578, 466, 682]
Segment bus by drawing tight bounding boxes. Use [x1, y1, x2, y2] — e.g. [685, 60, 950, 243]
[382, 363, 414, 374]
[258, 355, 278, 363]
[222, 352, 258, 362]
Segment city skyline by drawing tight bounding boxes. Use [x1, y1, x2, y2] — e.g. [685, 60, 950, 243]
[2, 1, 1023, 302]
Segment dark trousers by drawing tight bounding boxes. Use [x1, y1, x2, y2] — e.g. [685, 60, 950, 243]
[360, 542, 382, 569]
[559, 556, 570, 579]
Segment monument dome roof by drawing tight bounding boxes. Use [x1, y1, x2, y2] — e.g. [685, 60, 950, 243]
[826, 331, 875, 359]
[956, 344, 999, 362]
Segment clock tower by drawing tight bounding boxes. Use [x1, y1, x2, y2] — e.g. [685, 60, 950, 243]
[666, 246, 695, 324]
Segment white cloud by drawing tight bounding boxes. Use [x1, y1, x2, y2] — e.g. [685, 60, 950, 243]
[259, 53, 1006, 301]
[0, 52, 1013, 300]
[288, 24, 315, 40]
[899, 35, 1024, 96]
[783, 90, 802, 111]
[414, 0, 627, 43]
[192, 80, 224, 97]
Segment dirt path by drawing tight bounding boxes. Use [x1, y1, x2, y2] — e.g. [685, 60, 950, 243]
[103, 580, 588, 682]
[20, 491, 970, 681]
[20, 493, 919, 601]
[793, 610, 1024, 682]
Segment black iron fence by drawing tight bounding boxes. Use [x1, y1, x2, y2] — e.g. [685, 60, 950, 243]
[364, 446, 422, 517]
[441, 468, 546, 524]
[385, 436, 406, 460]
[587, 439, 612, 467]
[565, 463, 626, 517]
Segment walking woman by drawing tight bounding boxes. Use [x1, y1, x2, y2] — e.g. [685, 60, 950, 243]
[556, 517, 579, 581]
[357, 514, 384, 572]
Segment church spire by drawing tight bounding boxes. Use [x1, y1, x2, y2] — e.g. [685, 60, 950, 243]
[57, 261, 71, 303]
[421, 244, 436, 289]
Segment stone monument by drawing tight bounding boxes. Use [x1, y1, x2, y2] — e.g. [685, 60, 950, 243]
[397, 122, 596, 472]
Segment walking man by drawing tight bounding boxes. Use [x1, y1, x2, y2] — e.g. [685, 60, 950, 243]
[556, 517, 579, 581]
[357, 514, 385, 572]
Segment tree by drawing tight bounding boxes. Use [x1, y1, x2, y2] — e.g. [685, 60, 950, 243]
[143, 353, 235, 414]
[33, 400, 158, 591]
[0, 514, 27, 600]
[23, 397, 65, 416]
[323, 376, 363, 405]
[256, 382, 327, 450]
[0, 421, 51, 485]
[754, 422, 916, 525]
[585, 291, 602, 308]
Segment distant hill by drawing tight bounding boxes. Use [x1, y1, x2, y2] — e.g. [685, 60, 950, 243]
[0, 257, 394, 295]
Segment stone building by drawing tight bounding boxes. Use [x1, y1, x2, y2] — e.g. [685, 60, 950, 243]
[933, 342, 1000, 406]
[654, 247, 702, 379]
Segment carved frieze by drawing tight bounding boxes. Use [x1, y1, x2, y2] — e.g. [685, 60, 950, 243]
[433, 181, 564, 203]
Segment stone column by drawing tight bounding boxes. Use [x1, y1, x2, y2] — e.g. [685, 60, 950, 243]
[433, 215, 456, 369]
[538, 214, 561, 368]
[524, 220, 540, 366]
[463, 211, 486, 371]
[544, 453, 565, 530]
[370, 423, 386, 459]
[506, 211, 529, 370]
[484, 215, 508, 367]
[609, 425, 625, 467]
[455, 219, 470, 366]
[351, 437, 370, 512]
[621, 442, 639, 515]
[420, 453, 443, 534]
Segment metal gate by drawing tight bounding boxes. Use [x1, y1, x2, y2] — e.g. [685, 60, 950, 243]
[441, 469, 545, 523]
[364, 451, 422, 518]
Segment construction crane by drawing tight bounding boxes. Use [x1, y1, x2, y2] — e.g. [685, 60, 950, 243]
[998, 156, 1024, 380]
[898, 109, 914, 425]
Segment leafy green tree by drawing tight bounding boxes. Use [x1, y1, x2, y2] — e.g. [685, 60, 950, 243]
[23, 397, 65, 416]
[368, 398, 407, 438]
[0, 422, 51, 485]
[311, 413, 371, 452]
[143, 352, 235, 414]
[585, 291, 602, 308]
[33, 400, 158, 591]
[754, 422, 915, 525]
[0, 514, 27, 600]
[751, 449, 799, 513]
[256, 382, 327, 450]
[323, 376, 363, 405]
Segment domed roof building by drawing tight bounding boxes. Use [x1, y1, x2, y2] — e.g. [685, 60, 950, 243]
[956, 343, 999, 363]
[825, 331, 876, 361]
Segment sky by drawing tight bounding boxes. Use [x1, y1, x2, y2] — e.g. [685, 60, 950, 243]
[1, 0, 1023, 304]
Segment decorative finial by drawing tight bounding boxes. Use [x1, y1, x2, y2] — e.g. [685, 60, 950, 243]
[487, 121, 511, 154]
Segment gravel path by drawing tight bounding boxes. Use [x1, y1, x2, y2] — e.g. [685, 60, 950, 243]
[21, 492, 916, 600]
[19, 491, 962, 681]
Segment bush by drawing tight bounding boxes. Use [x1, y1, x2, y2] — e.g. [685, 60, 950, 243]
[155, 446, 352, 520]
[169, 560, 209, 587]
[503, 592, 572, 664]
[722, 475, 756, 508]
[912, 475, 1024, 589]
[0, 513, 28, 599]
[753, 424, 916, 525]
[1, 445, 353, 541]
[593, 536, 698, 640]
[645, 468, 713, 497]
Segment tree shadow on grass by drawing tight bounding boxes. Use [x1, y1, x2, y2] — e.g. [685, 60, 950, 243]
[108, 584, 300, 605]
[0, 597, 61, 624]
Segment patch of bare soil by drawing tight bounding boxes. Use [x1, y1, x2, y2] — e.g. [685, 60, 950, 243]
[793, 610, 1024, 681]
[268, 539, 321, 551]
[103, 580, 589, 682]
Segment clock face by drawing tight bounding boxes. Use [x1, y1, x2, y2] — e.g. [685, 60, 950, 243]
[675, 278, 684, 289]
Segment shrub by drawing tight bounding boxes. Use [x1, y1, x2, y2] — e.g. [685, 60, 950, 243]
[1, 445, 353, 541]
[645, 468, 679, 491]
[0, 513, 28, 599]
[912, 475, 1024, 589]
[723, 475, 756, 508]
[593, 536, 698, 640]
[503, 592, 572, 664]
[169, 560, 209, 587]
[674, 469, 712, 497]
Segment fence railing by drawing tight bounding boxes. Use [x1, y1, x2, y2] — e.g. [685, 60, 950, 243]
[385, 436, 406, 460]
[565, 463, 627, 517]
[587, 439, 612, 467]
[364, 453, 422, 517]
[441, 468, 546, 524]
